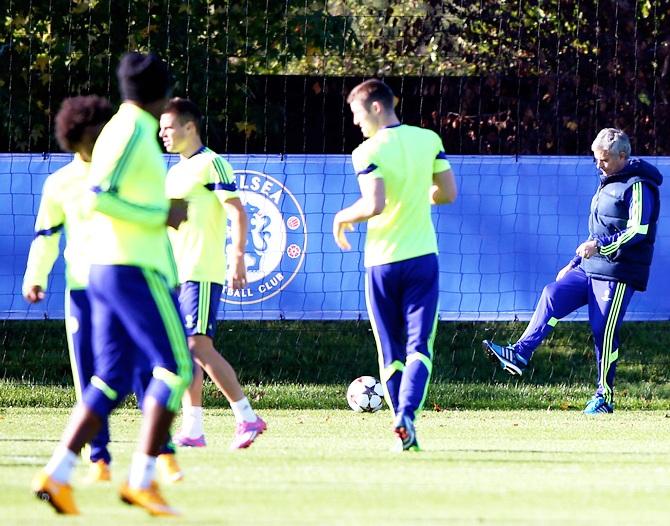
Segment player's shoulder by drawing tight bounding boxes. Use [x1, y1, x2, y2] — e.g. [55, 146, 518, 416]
[94, 112, 138, 156]
[351, 141, 375, 173]
[627, 158, 663, 186]
[205, 148, 232, 165]
[167, 148, 208, 173]
[100, 108, 132, 135]
[44, 158, 86, 189]
[203, 148, 234, 177]
[401, 124, 441, 144]
[186, 147, 223, 167]
[41, 169, 66, 196]
[401, 126, 445, 161]
[352, 136, 378, 161]
[351, 140, 367, 158]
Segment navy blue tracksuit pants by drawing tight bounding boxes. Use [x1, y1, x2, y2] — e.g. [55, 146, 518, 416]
[515, 266, 634, 404]
[365, 253, 439, 421]
[67, 287, 178, 464]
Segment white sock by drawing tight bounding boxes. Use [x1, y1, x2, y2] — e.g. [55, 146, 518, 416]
[128, 452, 156, 489]
[230, 397, 256, 423]
[182, 406, 204, 437]
[44, 446, 78, 484]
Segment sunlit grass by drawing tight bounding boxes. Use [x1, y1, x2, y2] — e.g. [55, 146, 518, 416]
[1, 407, 670, 525]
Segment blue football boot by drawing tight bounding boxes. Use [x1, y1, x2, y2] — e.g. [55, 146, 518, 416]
[393, 413, 420, 452]
[583, 395, 613, 415]
[482, 340, 528, 376]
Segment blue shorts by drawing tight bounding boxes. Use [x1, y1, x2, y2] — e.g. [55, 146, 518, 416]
[84, 265, 192, 416]
[66, 289, 94, 402]
[178, 281, 223, 339]
[66, 288, 110, 463]
[68, 287, 176, 457]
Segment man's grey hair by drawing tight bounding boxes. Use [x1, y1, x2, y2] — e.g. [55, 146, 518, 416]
[591, 128, 631, 159]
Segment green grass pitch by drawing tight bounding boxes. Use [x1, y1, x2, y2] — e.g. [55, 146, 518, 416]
[1, 407, 670, 524]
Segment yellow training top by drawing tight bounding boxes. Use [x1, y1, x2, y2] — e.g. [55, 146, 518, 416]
[166, 147, 239, 285]
[352, 124, 451, 267]
[87, 103, 177, 285]
[23, 154, 92, 293]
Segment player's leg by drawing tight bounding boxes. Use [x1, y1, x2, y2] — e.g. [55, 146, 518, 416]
[132, 356, 183, 483]
[174, 281, 211, 445]
[66, 288, 112, 482]
[176, 364, 205, 445]
[584, 278, 635, 414]
[33, 285, 134, 514]
[178, 281, 265, 449]
[32, 406, 103, 514]
[113, 267, 192, 452]
[365, 264, 405, 416]
[484, 267, 589, 374]
[191, 334, 268, 450]
[391, 254, 439, 451]
[120, 400, 186, 517]
[96, 265, 192, 516]
[398, 254, 439, 418]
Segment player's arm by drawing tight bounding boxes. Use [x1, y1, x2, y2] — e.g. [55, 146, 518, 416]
[429, 147, 456, 205]
[333, 174, 385, 251]
[22, 180, 64, 303]
[576, 182, 656, 259]
[209, 156, 247, 289]
[87, 126, 169, 226]
[223, 197, 248, 290]
[89, 187, 169, 226]
[431, 169, 457, 204]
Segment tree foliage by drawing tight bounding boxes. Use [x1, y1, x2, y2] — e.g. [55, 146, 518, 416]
[1, 0, 669, 154]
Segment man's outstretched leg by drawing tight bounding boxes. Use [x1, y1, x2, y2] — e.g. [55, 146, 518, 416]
[484, 267, 589, 375]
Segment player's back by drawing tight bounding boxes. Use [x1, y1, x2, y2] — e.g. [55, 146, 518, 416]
[87, 103, 174, 282]
[46, 156, 93, 289]
[166, 147, 237, 285]
[353, 124, 443, 267]
[25, 155, 93, 291]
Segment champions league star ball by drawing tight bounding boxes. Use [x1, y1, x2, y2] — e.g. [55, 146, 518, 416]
[346, 376, 384, 413]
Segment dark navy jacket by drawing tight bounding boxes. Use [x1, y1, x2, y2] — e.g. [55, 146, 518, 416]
[580, 158, 663, 291]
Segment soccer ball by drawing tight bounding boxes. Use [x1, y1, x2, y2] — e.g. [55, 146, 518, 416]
[346, 376, 384, 413]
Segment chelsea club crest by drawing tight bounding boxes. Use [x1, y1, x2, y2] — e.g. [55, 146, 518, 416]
[224, 170, 307, 305]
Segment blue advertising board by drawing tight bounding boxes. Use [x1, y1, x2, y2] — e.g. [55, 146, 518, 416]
[1, 154, 668, 320]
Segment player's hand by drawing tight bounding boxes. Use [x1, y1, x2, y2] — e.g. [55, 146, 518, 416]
[228, 254, 247, 290]
[24, 285, 45, 303]
[333, 213, 354, 251]
[166, 198, 188, 228]
[576, 240, 599, 259]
